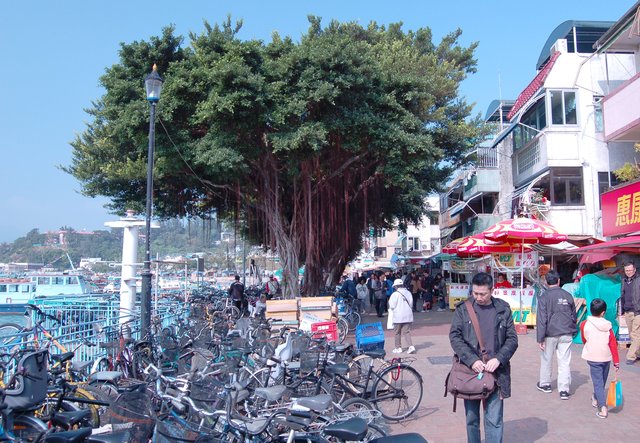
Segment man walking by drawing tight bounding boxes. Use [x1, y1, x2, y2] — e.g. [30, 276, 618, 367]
[450, 272, 518, 443]
[229, 275, 245, 314]
[621, 262, 640, 364]
[536, 270, 576, 400]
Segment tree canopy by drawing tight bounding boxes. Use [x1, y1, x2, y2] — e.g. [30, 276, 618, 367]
[65, 17, 483, 295]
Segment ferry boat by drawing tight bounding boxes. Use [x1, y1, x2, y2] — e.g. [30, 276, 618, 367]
[0, 273, 93, 313]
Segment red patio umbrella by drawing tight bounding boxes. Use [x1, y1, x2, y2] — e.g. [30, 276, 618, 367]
[483, 217, 567, 244]
[456, 234, 533, 255]
[442, 238, 466, 255]
[482, 217, 567, 331]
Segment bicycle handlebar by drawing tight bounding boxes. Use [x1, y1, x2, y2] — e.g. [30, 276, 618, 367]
[25, 304, 60, 324]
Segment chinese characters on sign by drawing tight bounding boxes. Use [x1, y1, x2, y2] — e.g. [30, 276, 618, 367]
[602, 181, 640, 237]
[491, 252, 539, 269]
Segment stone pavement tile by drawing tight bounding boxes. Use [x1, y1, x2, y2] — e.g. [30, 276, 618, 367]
[365, 310, 640, 442]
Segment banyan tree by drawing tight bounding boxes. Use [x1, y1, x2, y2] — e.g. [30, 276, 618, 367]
[65, 17, 482, 297]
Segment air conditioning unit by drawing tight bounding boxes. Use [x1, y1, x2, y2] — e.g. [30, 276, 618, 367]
[551, 39, 568, 56]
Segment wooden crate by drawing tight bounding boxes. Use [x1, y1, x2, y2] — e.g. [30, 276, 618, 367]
[266, 299, 299, 313]
[300, 296, 333, 310]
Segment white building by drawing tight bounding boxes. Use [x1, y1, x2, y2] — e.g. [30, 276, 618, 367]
[440, 21, 637, 246]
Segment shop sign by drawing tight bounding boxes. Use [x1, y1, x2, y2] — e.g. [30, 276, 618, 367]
[602, 180, 640, 237]
[493, 288, 537, 325]
[491, 252, 538, 269]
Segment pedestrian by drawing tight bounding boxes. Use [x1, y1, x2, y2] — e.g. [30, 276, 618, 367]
[536, 270, 577, 400]
[580, 298, 620, 418]
[228, 275, 245, 313]
[356, 277, 368, 314]
[366, 272, 375, 309]
[265, 275, 280, 299]
[620, 261, 640, 364]
[372, 274, 385, 317]
[388, 278, 416, 354]
[449, 272, 518, 443]
[411, 273, 421, 312]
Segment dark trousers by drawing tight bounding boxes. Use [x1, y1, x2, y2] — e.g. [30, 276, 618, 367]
[588, 360, 611, 408]
[412, 292, 419, 311]
[375, 298, 386, 317]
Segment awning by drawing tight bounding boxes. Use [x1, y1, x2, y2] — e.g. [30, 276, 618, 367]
[440, 227, 456, 239]
[571, 235, 640, 263]
[392, 235, 406, 247]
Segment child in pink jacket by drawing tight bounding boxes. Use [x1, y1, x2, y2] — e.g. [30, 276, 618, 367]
[580, 298, 620, 419]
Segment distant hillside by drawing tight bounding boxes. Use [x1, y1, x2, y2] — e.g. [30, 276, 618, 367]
[0, 218, 222, 270]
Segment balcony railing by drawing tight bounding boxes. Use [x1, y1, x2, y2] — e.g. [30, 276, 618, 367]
[475, 147, 498, 168]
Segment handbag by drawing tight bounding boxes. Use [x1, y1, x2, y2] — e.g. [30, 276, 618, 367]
[606, 376, 623, 409]
[444, 300, 497, 412]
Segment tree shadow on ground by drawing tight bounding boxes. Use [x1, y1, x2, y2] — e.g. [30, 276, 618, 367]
[503, 417, 548, 442]
[416, 341, 434, 350]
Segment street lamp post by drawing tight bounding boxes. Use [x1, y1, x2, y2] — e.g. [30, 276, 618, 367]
[141, 64, 163, 340]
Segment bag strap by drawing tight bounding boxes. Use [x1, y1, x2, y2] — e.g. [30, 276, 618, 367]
[465, 299, 489, 363]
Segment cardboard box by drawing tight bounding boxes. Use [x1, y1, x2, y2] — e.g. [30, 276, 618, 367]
[266, 311, 298, 323]
[299, 310, 333, 331]
[300, 296, 333, 310]
[266, 299, 299, 313]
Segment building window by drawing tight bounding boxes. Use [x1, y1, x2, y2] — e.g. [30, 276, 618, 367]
[550, 90, 577, 125]
[374, 247, 387, 258]
[407, 237, 420, 251]
[514, 98, 547, 151]
[593, 96, 603, 133]
[552, 168, 583, 205]
[517, 139, 540, 174]
[597, 171, 620, 208]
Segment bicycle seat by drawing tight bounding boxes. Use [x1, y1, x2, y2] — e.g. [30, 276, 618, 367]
[44, 427, 92, 443]
[334, 343, 352, 353]
[370, 433, 429, 443]
[50, 352, 75, 364]
[326, 363, 349, 376]
[295, 394, 332, 412]
[323, 417, 368, 441]
[255, 385, 288, 402]
[86, 431, 132, 443]
[364, 349, 386, 359]
[50, 409, 92, 429]
[88, 371, 122, 384]
[71, 361, 92, 372]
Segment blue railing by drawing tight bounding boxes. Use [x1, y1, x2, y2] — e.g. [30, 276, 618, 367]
[0, 295, 188, 364]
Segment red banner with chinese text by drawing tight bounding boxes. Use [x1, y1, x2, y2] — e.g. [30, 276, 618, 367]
[602, 181, 640, 237]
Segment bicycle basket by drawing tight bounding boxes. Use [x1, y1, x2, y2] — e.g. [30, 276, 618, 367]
[299, 351, 320, 373]
[103, 390, 154, 443]
[191, 374, 225, 404]
[154, 413, 221, 443]
[191, 348, 214, 372]
[291, 334, 311, 358]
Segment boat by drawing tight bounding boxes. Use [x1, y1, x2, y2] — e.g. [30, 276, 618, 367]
[0, 273, 94, 313]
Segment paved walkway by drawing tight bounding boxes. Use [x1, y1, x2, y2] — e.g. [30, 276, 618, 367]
[355, 309, 639, 442]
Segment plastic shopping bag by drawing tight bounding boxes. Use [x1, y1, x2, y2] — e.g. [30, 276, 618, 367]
[387, 309, 394, 330]
[606, 378, 623, 409]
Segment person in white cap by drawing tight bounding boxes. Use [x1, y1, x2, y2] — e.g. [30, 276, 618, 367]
[389, 278, 416, 354]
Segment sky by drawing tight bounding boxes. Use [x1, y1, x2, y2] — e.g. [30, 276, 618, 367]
[0, 1, 634, 243]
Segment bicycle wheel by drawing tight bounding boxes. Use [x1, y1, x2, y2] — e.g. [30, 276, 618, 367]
[336, 318, 348, 344]
[346, 311, 361, 331]
[12, 414, 48, 442]
[0, 322, 23, 351]
[371, 364, 423, 421]
[223, 305, 241, 320]
[346, 354, 390, 393]
[338, 397, 379, 422]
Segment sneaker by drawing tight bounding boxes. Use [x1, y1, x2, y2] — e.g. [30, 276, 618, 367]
[437, 308, 445, 312]
[407, 346, 416, 354]
[596, 406, 608, 419]
[392, 348, 403, 354]
[591, 395, 597, 408]
[536, 383, 552, 393]
[559, 391, 570, 400]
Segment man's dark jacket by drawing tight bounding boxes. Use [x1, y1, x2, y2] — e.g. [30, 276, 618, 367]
[621, 273, 640, 315]
[229, 281, 245, 301]
[536, 286, 577, 342]
[449, 298, 519, 398]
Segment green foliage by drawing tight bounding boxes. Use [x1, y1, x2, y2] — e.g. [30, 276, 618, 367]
[614, 162, 640, 183]
[65, 17, 483, 293]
